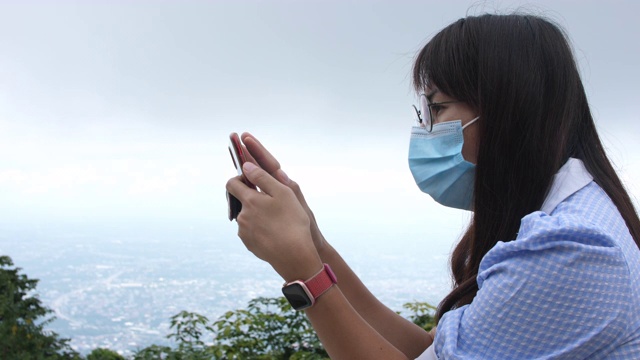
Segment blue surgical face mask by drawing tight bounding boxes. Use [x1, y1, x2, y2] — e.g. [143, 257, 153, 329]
[408, 117, 479, 211]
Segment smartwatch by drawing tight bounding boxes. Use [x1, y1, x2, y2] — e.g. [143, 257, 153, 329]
[282, 263, 337, 311]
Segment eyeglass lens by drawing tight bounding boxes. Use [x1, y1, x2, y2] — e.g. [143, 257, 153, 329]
[419, 95, 431, 130]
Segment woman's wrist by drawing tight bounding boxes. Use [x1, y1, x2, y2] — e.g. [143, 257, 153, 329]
[316, 240, 336, 262]
[275, 241, 324, 283]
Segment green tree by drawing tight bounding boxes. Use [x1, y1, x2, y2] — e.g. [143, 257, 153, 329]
[0, 255, 80, 360]
[87, 348, 126, 360]
[402, 301, 437, 332]
[209, 297, 328, 360]
[135, 297, 328, 360]
[134, 311, 215, 360]
[132, 344, 176, 360]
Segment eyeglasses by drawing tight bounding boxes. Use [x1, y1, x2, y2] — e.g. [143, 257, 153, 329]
[412, 94, 461, 132]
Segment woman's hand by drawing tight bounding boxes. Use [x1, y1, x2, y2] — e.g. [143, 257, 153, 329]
[239, 133, 329, 253]
[226, 161, 323, 282]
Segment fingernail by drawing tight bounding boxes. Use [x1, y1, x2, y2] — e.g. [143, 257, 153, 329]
[243, 162, 258, 173]
[278, 169, 291, 184]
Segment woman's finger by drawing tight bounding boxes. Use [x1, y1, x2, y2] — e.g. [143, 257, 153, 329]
[241, 143, 258, 165]
[241, 133, 282, 175]
[242, 133, 292, 185]
[225, 175, 255, 204]
[241, 162, 286, 197]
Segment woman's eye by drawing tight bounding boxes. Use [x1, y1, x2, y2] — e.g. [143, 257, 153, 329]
[430, 104, 444, 114]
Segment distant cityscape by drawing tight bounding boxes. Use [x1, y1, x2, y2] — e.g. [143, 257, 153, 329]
[0, 220, 451, 356]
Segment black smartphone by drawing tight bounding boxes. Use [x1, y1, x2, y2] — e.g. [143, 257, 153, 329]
[227, 132, 256, 221]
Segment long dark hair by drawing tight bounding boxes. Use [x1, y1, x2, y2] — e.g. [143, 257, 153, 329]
[412, 14, 640, 322]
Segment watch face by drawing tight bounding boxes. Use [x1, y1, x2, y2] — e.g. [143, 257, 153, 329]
[282, 282, 313, 310]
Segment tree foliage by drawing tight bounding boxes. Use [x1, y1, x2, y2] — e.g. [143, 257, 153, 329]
[86, 348, 126, 360]
[134, 297, 328, 360]
[401, 301, 437, 332]
[0, 255, 80, 359]
[208, 297, 328, 360]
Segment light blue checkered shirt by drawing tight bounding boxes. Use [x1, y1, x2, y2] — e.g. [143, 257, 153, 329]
[431, 159, 640, 359]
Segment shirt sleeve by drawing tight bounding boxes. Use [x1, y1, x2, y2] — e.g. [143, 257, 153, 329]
[434, 211, 632, 359]
[416, 344, 437, 360]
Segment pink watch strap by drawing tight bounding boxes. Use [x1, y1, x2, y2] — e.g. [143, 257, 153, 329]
[305, 264, 338, 299]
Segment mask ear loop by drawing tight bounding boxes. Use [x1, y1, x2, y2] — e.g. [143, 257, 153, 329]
[461, 116, 480, 130]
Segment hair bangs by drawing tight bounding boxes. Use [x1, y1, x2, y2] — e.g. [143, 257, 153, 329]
[412, 18, 478, 105]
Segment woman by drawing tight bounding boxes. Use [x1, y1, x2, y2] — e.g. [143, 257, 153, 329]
[226, 14, 640, 359]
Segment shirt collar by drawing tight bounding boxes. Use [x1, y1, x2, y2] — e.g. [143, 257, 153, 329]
[540, 158, 593, 214]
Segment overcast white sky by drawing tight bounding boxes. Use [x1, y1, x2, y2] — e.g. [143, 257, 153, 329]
[0, 1, 638, 242]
